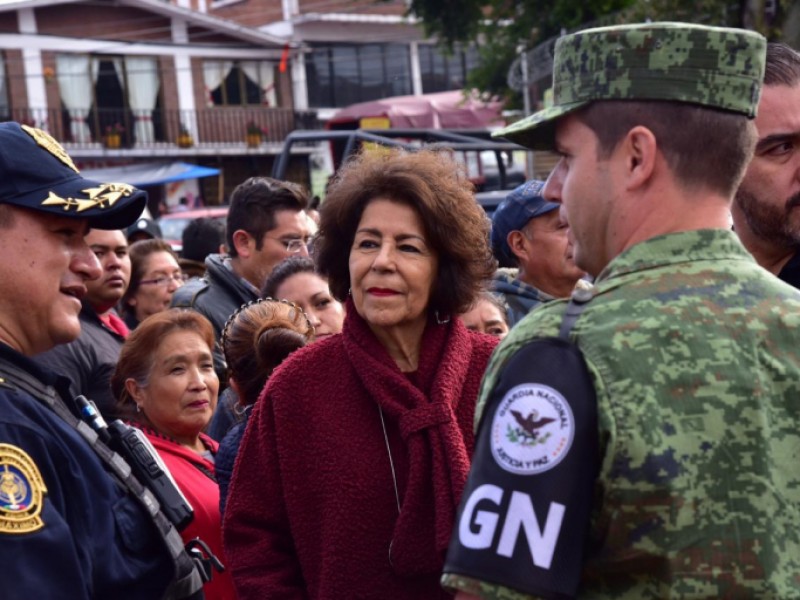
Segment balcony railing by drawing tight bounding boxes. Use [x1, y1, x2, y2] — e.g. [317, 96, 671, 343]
[2, 107, 321, 150]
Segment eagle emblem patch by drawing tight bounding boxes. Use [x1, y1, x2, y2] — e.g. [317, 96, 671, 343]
[0, 443, 47, 534]
[491, 383, 574, 475]
[21, 124, 80, 173]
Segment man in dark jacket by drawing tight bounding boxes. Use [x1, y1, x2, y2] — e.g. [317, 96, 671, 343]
[174, 178, 311, 441]
[35, 228, 130, 418]
[172, 177, 311, 344]
[0, 122, 204, 598]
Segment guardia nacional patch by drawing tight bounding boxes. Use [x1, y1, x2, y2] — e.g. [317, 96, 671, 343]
[491, 383, 575, 475]
[0, 443, 47, 534]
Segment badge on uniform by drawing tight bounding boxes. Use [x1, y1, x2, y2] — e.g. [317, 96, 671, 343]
[0, 443, 47, 534]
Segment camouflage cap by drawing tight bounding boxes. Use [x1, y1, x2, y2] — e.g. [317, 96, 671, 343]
[494, 22, 767, 150]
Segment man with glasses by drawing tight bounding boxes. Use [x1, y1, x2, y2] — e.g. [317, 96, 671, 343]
[172, 176, 310, 370]
[35, 228, 131, 419]
[174, 177, 310, 441]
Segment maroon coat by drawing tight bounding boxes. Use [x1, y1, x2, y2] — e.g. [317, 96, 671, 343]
[223, 308, 497, 599]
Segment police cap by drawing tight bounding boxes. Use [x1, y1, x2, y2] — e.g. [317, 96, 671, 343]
[0, 121, 146, 229]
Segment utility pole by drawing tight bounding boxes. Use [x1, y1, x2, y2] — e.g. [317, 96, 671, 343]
[518, 44, 534, 179]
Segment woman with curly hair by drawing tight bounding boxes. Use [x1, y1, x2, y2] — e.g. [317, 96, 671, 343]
[224, 148, 499, 599]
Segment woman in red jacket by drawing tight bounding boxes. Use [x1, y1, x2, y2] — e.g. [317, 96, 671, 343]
[112, 309, 236, 600]
[224, 148, 499, 599]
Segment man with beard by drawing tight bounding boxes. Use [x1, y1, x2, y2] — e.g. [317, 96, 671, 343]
[733, 43, 800, 287]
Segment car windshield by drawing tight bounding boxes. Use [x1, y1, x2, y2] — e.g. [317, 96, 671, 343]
[158, 217, 192, 241]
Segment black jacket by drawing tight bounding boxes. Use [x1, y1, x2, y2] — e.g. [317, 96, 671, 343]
[34, 301, 125, 419]
[171, 254, 259, 376]
[779, 250, 800, 289]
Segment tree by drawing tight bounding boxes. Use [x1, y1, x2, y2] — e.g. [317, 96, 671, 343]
[400, 0, 787, 106]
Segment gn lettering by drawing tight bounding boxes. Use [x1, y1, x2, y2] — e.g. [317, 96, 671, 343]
[458, 484, 565, 569]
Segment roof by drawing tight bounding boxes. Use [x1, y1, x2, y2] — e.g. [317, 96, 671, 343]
[0, 0, 291, 48]
[80, 161, 220, 187]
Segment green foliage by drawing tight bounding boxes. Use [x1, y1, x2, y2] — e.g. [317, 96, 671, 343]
[405, 0, 485, 49]
[400, 0, 783, 100]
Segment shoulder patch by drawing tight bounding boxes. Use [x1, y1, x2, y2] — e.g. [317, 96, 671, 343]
[490, 383, 575, 475]
[0, 443, 48, 534]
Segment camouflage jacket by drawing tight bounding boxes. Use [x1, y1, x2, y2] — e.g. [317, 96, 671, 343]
[443, 229, 800, 599]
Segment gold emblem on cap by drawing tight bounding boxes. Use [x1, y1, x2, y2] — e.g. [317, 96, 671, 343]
[20, 124, 80, 174]
[41, 183, 135, 213]
[0, 443, 48, 535]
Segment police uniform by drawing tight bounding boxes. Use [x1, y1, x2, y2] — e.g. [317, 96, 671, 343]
[442, 23, 800, 599]
[0, 122, 203, 598]
[0, 343, 173, 597]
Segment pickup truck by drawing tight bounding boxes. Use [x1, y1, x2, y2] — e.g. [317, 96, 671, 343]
[270, 129, 531, 217]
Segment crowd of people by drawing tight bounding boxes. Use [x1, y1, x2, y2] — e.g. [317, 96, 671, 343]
[2, 19, 800, 600]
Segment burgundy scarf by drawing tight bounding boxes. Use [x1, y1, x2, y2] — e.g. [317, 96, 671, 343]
[342, 299, 474, 575]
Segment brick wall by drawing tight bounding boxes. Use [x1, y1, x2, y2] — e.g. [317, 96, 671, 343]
[4, 49, 28, 112]
[35, 5, 172, 42]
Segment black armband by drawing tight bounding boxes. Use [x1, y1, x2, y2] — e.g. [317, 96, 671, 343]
[445, 337, 598, 599]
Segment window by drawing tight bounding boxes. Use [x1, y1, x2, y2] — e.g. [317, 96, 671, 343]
[55, 54, 162, 145]
[419, 44, 480, 94]
[305, 43, 412, 108]
[205, 60, 277, 107]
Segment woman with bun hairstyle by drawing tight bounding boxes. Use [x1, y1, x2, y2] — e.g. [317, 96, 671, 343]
[216, 298, 314, 515]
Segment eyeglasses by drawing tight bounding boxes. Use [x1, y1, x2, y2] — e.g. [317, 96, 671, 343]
[139, 273, 186, 287]
[265, 236, 310, 254]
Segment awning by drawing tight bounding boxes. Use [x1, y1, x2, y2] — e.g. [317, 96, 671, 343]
[81, 161, 220, 187]
[328, 90, 505, 130]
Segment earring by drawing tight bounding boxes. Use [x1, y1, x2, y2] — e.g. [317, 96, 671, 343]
[435, 311, 450, 325]
[135, 404, 142, 413]
[348, 288, 352, 296]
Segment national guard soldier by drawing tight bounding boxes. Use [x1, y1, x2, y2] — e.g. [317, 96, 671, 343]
[443, 23, 800, 598]
[0, 122, 206, 598]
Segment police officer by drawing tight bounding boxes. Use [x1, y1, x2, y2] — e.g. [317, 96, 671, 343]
[0, 122, 204, 598]
[443, 23, 800, 598]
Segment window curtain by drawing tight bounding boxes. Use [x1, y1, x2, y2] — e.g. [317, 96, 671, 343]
[56, 54, 93, 142]
[203, 60, 233, 106]
[125, 56, 159, 144]
[240, 60, 276, 106]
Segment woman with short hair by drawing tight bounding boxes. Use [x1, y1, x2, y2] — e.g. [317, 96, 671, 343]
[224, 148, 498, 599]
[111, 309, 235, 600]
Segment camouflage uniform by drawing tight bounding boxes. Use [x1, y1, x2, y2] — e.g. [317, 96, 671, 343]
[442, 21, 800, 600]
[443, 229, 800, 597]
